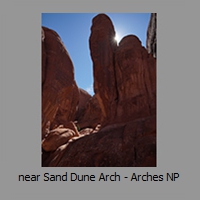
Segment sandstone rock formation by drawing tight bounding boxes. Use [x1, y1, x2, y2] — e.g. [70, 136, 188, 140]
[74, 88, 102, 130]
[42, 27, 79, 139]
[146, 13, 157, 58]
[89, 14, 118, 126]
[90, 14, 156, 126]
[115, 35, 156, 123]
[42, 13, 156, 167]
[42, 122, 79, 152]
[75, 88, 92, 122]
[43, 115, 156, 167]
[76, 94, 102, 129]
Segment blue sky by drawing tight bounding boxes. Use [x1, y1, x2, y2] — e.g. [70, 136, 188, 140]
[42, 13, 151, 95]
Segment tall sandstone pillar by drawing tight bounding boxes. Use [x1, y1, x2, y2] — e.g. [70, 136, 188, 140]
[89, 14, 156, 126]
[89, 14, 118, 125]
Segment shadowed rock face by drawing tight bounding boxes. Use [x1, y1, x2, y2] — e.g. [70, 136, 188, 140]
[77, 94, 102, 129]
[75, 88, 92, 121]
[43, 115, 156, 167]
[42, 13, 156, 167]
[42, 27, 79, 139]
[74, 89, 102, 130]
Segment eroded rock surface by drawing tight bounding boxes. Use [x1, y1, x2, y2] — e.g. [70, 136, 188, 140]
[42, 27, 79, 139]
[115, 35, 156, 123]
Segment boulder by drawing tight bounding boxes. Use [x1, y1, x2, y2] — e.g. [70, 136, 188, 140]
[42, 121, 79, 152]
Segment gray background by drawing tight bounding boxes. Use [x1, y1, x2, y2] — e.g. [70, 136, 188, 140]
[1, 0, 199, 199]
